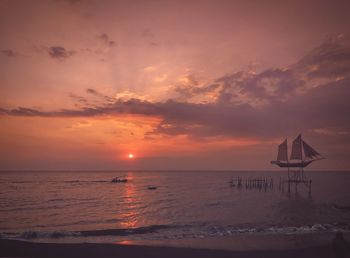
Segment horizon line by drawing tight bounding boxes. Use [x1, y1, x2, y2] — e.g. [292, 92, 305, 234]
[0, 169, 349, 172]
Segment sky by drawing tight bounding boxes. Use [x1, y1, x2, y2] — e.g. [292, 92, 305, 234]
[1, 0, 350, 170]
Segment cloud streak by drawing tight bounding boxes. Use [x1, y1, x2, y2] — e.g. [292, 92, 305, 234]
[48, 46, 75, 59]
[1, 38, 350, 140]
[1, 49, 17, 57]
[97, 33, 116, 47]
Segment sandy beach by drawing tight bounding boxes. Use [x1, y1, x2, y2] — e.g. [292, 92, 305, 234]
[0, 239, 337, 258]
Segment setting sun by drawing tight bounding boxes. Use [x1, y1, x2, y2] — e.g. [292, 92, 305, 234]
[128, 154, 134, 159]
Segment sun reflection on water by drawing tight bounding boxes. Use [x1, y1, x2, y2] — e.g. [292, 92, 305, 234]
[119, 172, 139, 228]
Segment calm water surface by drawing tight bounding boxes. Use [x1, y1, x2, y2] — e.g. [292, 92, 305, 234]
[0, 170, 349, 242]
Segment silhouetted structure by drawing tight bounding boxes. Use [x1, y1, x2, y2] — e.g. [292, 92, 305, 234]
[271, 134, 324, 196]
[230, 176, 273, 191]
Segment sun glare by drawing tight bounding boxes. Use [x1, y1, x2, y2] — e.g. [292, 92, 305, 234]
[128, 153, 134, 159]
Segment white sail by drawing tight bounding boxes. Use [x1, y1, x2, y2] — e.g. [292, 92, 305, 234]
[290, 134, 302, 160]
[302, 140, 320, 160]
[277, 139, 288, 162]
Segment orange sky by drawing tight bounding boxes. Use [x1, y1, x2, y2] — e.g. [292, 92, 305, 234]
[1, 0, 350, 170]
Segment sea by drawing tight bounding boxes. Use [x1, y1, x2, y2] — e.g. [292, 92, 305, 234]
[0, 170, 349, 249]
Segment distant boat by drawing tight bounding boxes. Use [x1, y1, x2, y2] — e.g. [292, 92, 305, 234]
[271, 134, 324, 168]
[147, 186, 157, 190]
[111, 176, 128, 183]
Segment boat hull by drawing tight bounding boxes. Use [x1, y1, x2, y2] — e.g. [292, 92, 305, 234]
[270, 160, 313, 168]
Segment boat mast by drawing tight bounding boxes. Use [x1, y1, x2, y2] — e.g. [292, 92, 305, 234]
[286, 137, 290, 179]
[300, 134, 304, 180]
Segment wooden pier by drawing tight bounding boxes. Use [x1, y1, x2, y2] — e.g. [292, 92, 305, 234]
[230, 172, 312, 196]
[230, 176, 274, 191]
[278, 170, 312, 196]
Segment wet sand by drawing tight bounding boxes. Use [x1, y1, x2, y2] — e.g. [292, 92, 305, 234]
[0, 239, 335, 258]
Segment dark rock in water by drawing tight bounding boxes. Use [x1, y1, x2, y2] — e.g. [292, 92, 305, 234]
[148, 186, 157, 190]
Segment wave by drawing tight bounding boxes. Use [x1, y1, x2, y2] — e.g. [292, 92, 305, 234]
[139, 223, 350, 240]
[5, 180, 111, 185]
[20, 231, 81, 239]
[63, 180, 110, 183]
[1, 224, 176, 240]
[10, 181, 35, 184]
[2, 222, 349, 241]
[79, 225, 176, 237]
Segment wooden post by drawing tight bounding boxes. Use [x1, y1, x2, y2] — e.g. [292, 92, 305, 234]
[279, 177, 281, 191]
[308, 180, 312, 196]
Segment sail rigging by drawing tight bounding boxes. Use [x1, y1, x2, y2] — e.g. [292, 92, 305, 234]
[271, 134, 324, 168]
[302, 140, 321, 159]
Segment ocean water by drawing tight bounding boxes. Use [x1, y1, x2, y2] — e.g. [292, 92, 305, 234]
[0, 170, 349, 244]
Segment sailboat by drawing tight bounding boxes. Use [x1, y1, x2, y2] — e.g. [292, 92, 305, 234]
[271, 134, 324, 168]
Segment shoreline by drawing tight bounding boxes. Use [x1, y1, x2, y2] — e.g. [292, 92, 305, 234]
[3, 230, 347, 250]
[0, 239, 335, 258]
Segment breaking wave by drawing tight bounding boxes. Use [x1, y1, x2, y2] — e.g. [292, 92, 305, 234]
[1, 222, 349, 241]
